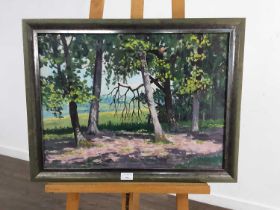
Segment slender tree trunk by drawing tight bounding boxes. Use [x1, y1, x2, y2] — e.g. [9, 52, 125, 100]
[139, 52, 168, 143]
[191, 34, 203, 132]
[202, 111, 206, 121]
[69, 101, 87, 146]
[61, 35, 73, 91]
[61, 35, 87, 145]
[163, 79, 178, 131]
[87, 40, 103, 135]
[192, 93, 200, 132]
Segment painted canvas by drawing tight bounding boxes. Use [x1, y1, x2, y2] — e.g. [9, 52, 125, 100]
[23, 19, 245, 181]
[39, 32, 228, 170]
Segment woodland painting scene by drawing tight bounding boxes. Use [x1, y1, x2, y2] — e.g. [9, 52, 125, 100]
[38, 32, 229, 170]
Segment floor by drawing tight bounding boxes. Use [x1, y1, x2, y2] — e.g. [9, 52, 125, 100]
[0, 155, 229, 210]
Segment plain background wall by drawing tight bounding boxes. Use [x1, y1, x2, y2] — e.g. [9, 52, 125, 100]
[0, 0, 280, 209]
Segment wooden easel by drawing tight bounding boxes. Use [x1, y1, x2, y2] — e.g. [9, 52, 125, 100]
[45, 0, 210, 209]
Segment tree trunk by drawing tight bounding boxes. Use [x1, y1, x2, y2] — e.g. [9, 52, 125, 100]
[191, 34, 203, 132]
[61, 35, 88, 146]
[61, 35, 73, 91]
[163, 79, 178, 131]
[69, 101, 87, 146]
[202, 111, 206, 121]
[139, 52, 168, 143]
[87, 40, 103, 135]
[192, 93, 200, 132]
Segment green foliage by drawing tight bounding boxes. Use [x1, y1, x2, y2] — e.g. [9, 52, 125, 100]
[174, 34, 213, 95]
[184, 67, 212, 94]
[152, 57, 172, 82]
[104, 34, 155, 87]
[41, 80, 65, 117]
[39, 34, 94, 117]
[122, 37, 152, 52]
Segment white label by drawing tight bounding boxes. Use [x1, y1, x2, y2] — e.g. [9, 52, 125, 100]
[121, 172, 133, 181]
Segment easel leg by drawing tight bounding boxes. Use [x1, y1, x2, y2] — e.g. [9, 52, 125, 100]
[128, 193, 140, 210]
[176, 194, 189, 210]
[66, 193, 80, 210]
[121, 193, 130, 210]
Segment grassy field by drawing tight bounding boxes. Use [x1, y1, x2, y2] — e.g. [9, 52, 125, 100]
[43, 100, 146, 118]
[43, 110, 151, 140]
[44, 110, 147, 128]
[43, 110, 224, 140]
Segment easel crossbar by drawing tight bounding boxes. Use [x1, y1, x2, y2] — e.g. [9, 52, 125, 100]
[45, 182, 210, 194]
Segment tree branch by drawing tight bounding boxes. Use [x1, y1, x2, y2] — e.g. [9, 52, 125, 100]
[149, 75, 164, 91]
[108, 82, 145, 120]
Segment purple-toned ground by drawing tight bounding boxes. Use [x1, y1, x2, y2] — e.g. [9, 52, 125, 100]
[44, 128, 223, 169]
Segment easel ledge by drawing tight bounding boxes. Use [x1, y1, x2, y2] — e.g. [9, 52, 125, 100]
[45, 182, 210, 210]
[46, 182, 210, 194]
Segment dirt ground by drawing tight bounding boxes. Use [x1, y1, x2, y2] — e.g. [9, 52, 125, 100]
[44, 128, 223, 169]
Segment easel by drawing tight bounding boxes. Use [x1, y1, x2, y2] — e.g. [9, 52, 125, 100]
[45, 0, 210, 209]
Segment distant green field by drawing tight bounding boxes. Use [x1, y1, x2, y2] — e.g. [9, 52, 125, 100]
[43, 110, 151, 140]
[43, 100, 146, 118]
[43, 109, 224, 141]
[44, 110, 150, 129]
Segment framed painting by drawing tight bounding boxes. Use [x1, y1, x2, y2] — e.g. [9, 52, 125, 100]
[23, 18, 245, 182]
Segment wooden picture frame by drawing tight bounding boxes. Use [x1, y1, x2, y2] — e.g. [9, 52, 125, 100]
[23, 18, 245, 182]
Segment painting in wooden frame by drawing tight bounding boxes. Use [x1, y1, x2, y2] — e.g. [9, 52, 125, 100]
[23, 18, 245, 182]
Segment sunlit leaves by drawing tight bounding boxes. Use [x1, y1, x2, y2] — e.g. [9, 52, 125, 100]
[38, 34, 93, 117]
[188, 52, 207, 63]
[184, 67, 212, 94]
[123, 37, 152, 52]
[188, 34, 211, 48]
[41, 77, 65, 117]
[173, 34, 213, 95]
